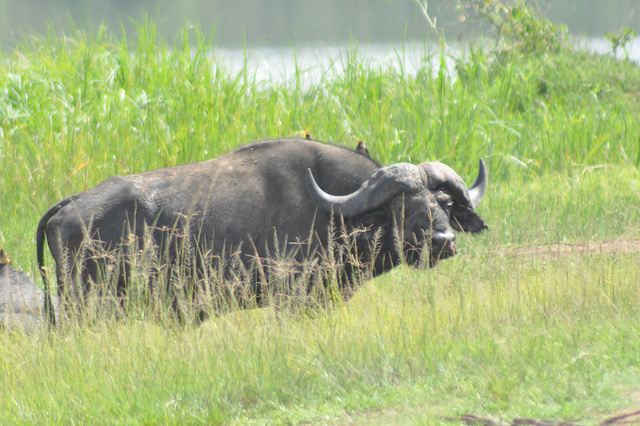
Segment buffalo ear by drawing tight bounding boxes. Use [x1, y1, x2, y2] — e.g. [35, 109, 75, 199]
[450, 206, 488, 233]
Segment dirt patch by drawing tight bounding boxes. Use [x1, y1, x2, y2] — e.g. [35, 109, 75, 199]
[599, 410, 640, 425]
[501, 239, 640, 258]
[454, 410, 640, 425]
[454, 390, 640, 425]
[597, 390, 640, 425]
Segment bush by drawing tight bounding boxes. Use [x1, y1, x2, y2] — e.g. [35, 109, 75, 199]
[457, 0, 568, 55]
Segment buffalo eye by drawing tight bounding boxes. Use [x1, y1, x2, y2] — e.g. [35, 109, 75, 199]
[435, 190, 453, 214]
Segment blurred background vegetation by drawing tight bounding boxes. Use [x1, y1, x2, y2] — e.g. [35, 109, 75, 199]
[0, 0, 638, 47]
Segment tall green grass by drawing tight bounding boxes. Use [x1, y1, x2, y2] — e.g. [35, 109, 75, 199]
[1, 16, 640, 424]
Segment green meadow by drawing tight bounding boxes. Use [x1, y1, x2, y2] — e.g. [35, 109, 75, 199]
[1, 5, 640, 424]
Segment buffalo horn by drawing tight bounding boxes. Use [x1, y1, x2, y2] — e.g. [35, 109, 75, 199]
[306, 163, 422, 217]
[468, 159, 487, 210]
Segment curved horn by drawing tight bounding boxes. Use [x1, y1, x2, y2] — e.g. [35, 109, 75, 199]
[469, 159, 487, 209]
[305, 163, 423, 217]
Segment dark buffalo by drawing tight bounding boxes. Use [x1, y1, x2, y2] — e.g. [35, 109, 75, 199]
[37, 139, 487, 318]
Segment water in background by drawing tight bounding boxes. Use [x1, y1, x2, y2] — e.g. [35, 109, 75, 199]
[0, 0, 638, 48]
[0, 0, 638, 84]
[215, 38, 640, 86]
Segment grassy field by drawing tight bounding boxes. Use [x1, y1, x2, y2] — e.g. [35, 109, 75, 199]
[1, 10, 640, 425]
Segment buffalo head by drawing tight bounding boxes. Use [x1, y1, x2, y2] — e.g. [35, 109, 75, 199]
[305, 159, 487, 269]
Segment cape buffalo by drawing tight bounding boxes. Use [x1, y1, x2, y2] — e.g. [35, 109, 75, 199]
[37, 138, 487, 319]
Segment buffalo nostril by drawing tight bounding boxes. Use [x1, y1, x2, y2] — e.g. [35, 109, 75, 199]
[432, 230, 456, 258]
